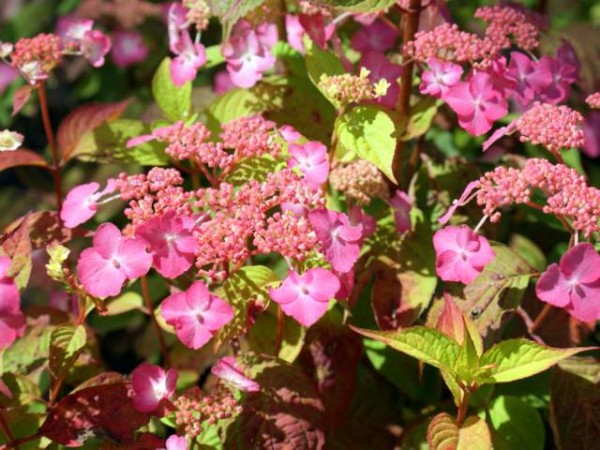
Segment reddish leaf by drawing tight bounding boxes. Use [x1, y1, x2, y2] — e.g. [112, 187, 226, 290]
[371, 262, 418, 330]
[0, 215, 32, 289]
[58, 99, 131, 162]
[5, 211, 89, 249]
[299, 317, 363, 430]
[40, 383, 151, 447]
[225, 357, 325, 450]
[12, 84, 34, 116]
[436, 294, 465, 344]
[0, 149, 48, 172]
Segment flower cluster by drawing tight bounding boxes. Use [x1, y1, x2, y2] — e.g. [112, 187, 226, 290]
[319, 68, 390, 106]
[586, 92, 600, 109]
[330, 159, 390, 205]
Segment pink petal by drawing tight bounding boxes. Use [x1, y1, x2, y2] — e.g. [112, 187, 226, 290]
[77, 247, 127, 298]
[535, 264, 571, 307]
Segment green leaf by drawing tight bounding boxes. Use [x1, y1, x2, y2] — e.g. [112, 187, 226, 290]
[508, 234, 547, 272]
[314, 0, 396, 13]
[0, 216, 32, 290]
[71, 119, 170, 165]
[247, 307, 305, 363]
[400, 97, 439, 141]
[49, 324, 87, 379]
[105, 292, 144, 316]
[351, 326, 460, 374]
[479, 339, 593, 384]
[152, 58, 192, 122]
[335, 105, 397, 183]
[486, 395, 544, 450]
[304, 38, 345, 97]
[206, 0, 266, 40]
[223, 155, 285, 186]
[462, 243, 536, 335]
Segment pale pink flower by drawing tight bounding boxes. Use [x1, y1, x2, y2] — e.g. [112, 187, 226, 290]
[285, 15, 305, 53]
[77, 223, 152, 298]
[0, 64, 18, 94]
[390, 191, 412, 234]
[111, 30, 148, 67]
[214, 70, 235, 94]
[419, 57, 463, 98]
[433, 225, 495, 284]
[269, 268, 340, 327]
[131, 363, 178, 413]
[279, 125, 301, 142]
[536, 243, 600, 322]
[61, 180, 117, 228]
[211, 356, 260, 392]
[81, 30, 111, 67]
[56, 16, 93, 42]
[167, 3, 187, 54]
[135, 211, 199, 279]
[170, 31, 206, 86]
[160, 281, 233, 349]
[309, 209, 363, 273]
[351, 20, 398, 54]
[0, 256, 25, 350]
[288, 141, 329, 187]
[443, 72, 508, 136]
[586, 92, 600, 109]
[359, 52, 402, 109]
[164, 435, 188, 450]
[0, 129, 24, 151]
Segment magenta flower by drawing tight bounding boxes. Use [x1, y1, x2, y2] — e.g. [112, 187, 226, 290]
[211, 356, 260, 392]
[170, 31, 206, 86]
[81, 29, 112, 67]
[583, 111, 600, 158]
[0, 256, 25, 350]
[309, 209, 363, 273]
[60, 179, 117, 228]
[77, 223, 152, 298]
[536, 243, 600, 322]
[56, 16, 93, 41]
[223, 20, 276, 88]
[285, 15, 305, 53]
[131, 363, 178, 413]
[359, 52, 402, 109]
[536, 55, 577, 105]
[505, 52, 552, 107]
[160, 281, 234, 349]
[164, 436, 188, 450]
[288, 141, 329, 187]
[298, 13, 335, 50]
[111, 30, 148, 68]
[433, 225, 495, 284]
[348, 205, 376, 241]
[443, 72, 508, 136]
[0, 64, 18, 95]
[389, 190, 412, 234]
[213, 70, 235, 94]
[269, 268, 340, 327]
[351, 20, 398, 54]
[279, 125, 301, 143]
[135, 211, 199, 279]
[419, 57, 463, 98]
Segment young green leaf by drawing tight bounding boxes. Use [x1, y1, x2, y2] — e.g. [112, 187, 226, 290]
[49, 324, 87, 379]
[314, 0, 396, 13]
[304, 38, 344, 99]
[427, 413, 492, 450]
[152, 57, 192, 123]
[486, 395, 544, 450]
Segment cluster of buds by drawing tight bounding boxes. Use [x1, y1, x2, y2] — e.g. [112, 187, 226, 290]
[330, 159, 390, 205]
[319, 68, 390, 106]
[183, 0, 211, 31]
[586, 92, 600, 109]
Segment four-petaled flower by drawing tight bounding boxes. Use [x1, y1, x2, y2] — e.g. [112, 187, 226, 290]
[0, 256, 25, 350]
[131, 363, 178, 413]
[160, 281, 234, 349]
[77, 222, 152, 298]
[61, 180, 117, 228]
[288, 141, 329, 187]
[536, 243, 600, 322]
[433, 225, 495, 284]
[269, 268, 340, 327]
[419, 57, 463, 98]
[211, 356, 260, 392]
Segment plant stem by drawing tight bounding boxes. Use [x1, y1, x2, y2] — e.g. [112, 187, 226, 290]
[0, 408, 18, 449]
[531, 303, 553, 334]
[37, 83, 63, 212]
[274, 304, 284, 355]
[392, 0, 422, 185]
[456, 390, 471, 426]
[141, 275, 171, 367]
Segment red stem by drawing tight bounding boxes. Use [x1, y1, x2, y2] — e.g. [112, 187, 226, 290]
[456, 390, 471, 426]
[531, 303, 553, 334]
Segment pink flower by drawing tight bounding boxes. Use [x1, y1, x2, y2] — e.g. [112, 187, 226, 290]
[536, 243, 600, 322]
[348, 205, 376, 241]
[419, 57, 463, 98]
[298, 14, 335, 50]
[390, 191, 412, 234]
[77, 223, 152, 298]
[223, 20, 276, 88]
[279, 125, 301, 142]
[164, 435, 188, 450]
[0, 64, 18, 94]
[288, 141, 329, 187]
[285, 15, 305, 53]
[309, 209, 363, 273]
[56, 16, 93, 42]
[81, 30, 111, 67]
[111, 30, 148, 67]
[131, 363, 178, 413]
[61, 180, 117, 228]
[359, 52, 402, 109]
[160, 281, 233, 349]
[351, 20, 398, 53]
[504, 52, 551, 107]
[0, 256, 25, 350]
[433, 225, 495, 284]
[583, 111, 600, 158]
[214, 70, 235, 94]
[269, 268, 340, 327]
[211, 356, 260, 392]
[443, 72, 508, 136]
[334, 269, 355, 301]
[536, 55, 577, 105]
[135, 211, 199, 279]
[170, 31, 206, 86]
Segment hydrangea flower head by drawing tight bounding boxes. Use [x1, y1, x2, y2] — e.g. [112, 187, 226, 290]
[135, 210, 199, 279]
[61, 180, 117, 228]
[211, 356, 260, 392]
[433, 225, 495, 284]
[269, 268, 340, 327]
[77, 222, 152, 298]
[536, 243, 600, 322]
[131, 363, 178, 413]
[309, 209, 363, 273]
[160, 281, 234, 349]
[0, 256, 25, 350]
[288, 141, 329, 187]
[419, 57, 463, 98]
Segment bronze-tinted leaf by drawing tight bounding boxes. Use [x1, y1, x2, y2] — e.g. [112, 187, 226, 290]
[0, 149, 48, 172]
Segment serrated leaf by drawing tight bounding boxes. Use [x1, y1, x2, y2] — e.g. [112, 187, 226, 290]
[70, 119, 169, 165]
[315, 0, 396, 13]
[351, 325, 460, 374]
[0, 216, 32, 290]
[247, 307, 306, 362]
[105, 292, 144, 316]
[152, 58, 192, 123]
[49, 324, 87, 379]
[12, 84, 33, 116]
[486, 395, 544, 450]
[400, 97, 438, 141]
[479, 339, 593, 384]
[0, 149, 48, 172]
[223, 155, 284, 186]
[304, 38, 344, 92]
[428, 413, 492, 450]
[458, 416, 492, 450]
[335, 105, 397, 183]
